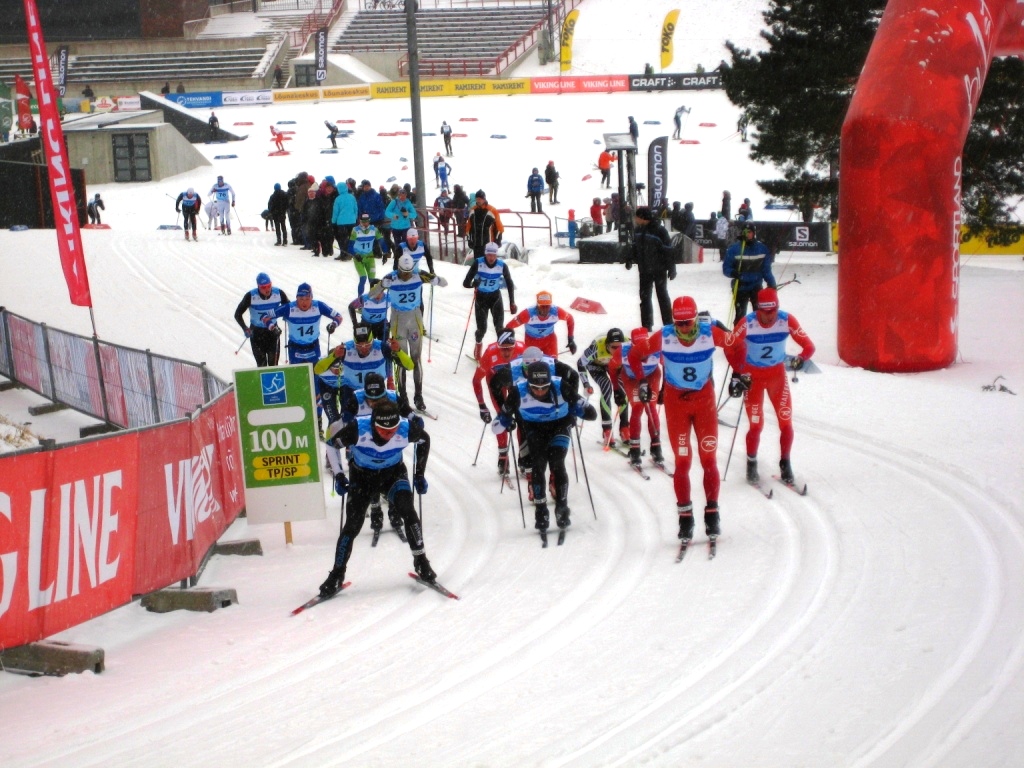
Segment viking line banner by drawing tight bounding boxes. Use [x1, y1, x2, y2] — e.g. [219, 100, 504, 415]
[560, 9, 580, 73]
[648, 136, 668, 211]
[13, 73, 32, 130]
[22, 0, 92, 307]
[661, 10, 680, 70]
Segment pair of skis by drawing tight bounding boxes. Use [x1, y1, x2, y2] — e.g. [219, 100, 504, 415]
[748, 475, 809, 499]
[676, 536, 718, 562]
[290, 573, 459, 614]
[539, 528, 567, 548]
[371, 521, 407, 547]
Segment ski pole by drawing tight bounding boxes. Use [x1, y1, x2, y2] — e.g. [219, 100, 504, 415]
[234, 335, 250, 355]
[508, 433, 526, 528]
[233, 205, 245, 235]
[471, 420, 487, 466]
[721, 396, 744, 481]
[453, 291, 476, 374]
[574, 423, 597, 520]
[776, 273, 801, 290]
[569, 420, 579, 482]
[427, 283, 434, 363]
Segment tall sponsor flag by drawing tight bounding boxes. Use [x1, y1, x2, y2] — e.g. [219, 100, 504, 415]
[660, 10, 680, 70]
[648, 136, 668, 211]
[315, 26, 328, 83]
[55, 44, 68, 97]
[23, 0, 92, 307]
[13, 73, 32, 130]
[560, 9, 580, 73]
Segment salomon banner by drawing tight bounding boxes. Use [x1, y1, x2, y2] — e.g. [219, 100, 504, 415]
[660, 10, 680, 70]
[55, 45, 68, 97]
[315, 26, 328, 82]
[628, 72, 723, 91]
[648, 136, 668, 211]
[560, 9, 580, 73]
[23, 0, 92, 307]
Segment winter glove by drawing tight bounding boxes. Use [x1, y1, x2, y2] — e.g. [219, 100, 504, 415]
[409, 414, 424, 430]
[381, 277, 393, 288]
[478, 403, 492, 423]
[495, 233, 503, 245]
[175, 208, 180, 214]
[433, 275, 448, 287]
[729, 373, 752, 398]
[638, 381, 652, 403]
[334, 472, 349, 496]
[492, 412, 515, 435]
[472, 277, 481, 288]
[613, 389, 627, 407]
[789, 356, 805, 372]
[573, 401, 598, 421]
[668, 267, 677, 280]
[567, 337, 577, 355]
[509, 302, 517, 314]
[326, 321, 338, 335]
[389, 338, 400, 352]
[413, 475, 428, 495]
[244, 326, 252, 338]
[624, 261, 633, 271]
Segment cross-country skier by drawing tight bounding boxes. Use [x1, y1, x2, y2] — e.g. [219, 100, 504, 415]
[176, 187, 202, 241]
[319, 399, 437, 596]
[505, 290, 576, 358]
[473, 327, 526, 476]
[233, 272, 288, 367]
[609, 328, 664, 467]
[462, 241, 516, 361]
[728, 287, 815, 487]
[209, 175, 235, 235]
[577, 327, 629, 448]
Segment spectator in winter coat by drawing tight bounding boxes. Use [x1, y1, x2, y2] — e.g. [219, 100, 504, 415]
[609, 192, 621, 232]
[669, 202, 685, 233]
[721, 190, 732, 222]
[680, 202, 697, 239]
[527, 168, 545, 213]
[302, 183, 331, 256]
[208, 111, 219, 140]
[267, 183, 290, 245]
[451, 184, 470, 232]
[598, 148, 615, 189]
[465, 189, 504, 259]
[331, 183, 359, 259]
[723, 222, 776, 323]
[544, 161, 560, 204]
[433, 188, 454, 234]
[736, 198, 753, 222]
[628, 206, 676, 330]
[358, 178, 388, 235]
[590, 197, 604, 233]
[628, 116, 639, 144]
[714, 212, 730, 262]
[385, 187, 418, 256]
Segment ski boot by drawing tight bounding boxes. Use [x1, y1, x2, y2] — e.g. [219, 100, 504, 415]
[414, 394, 426, 412]
[746, 455, 760, 483]
[619, 424, 631, 445]
[319, 566, 346, 598]
[226, 226, 232, 235]
[780, 458, 795, 485]
[497, 453, 509, 476]
[650, 442, 665, 467]
[191, 230, 197, 240]
[184, 231, 190, 241]
[602, 427, 615, 448]
[370, 504, 384, 533]
[389, 512, 404, 533]
[534, 502, 550, 532]
[704, 501, 721, 538]
[413, 553, 436, 582]
[677, 503, 694, 541]
[628, 441, 642, 467]
[220, 224, 226, 235]
[554, 503, 571, 530]
[473, 342, 482, 362]
[525, 470, 535, 502]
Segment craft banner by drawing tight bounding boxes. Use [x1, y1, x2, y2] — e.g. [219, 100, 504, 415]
[661, 10, 680, 70]
[23, 0, 92, 307]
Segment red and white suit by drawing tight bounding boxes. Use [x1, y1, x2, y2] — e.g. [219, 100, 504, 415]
[506, 305, 574, 357]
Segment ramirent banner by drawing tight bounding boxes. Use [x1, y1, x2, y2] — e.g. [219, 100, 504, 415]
[560, 9, 579, 73]
[660, 10, 680, 70]
[315, 26, 328, 83]
[23, 0, 92, 307]
[648, 136, 668, 211]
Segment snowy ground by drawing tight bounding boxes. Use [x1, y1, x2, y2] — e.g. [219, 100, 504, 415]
[3, 0, 1024, 765]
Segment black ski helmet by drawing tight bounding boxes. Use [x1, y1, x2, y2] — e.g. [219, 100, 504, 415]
[526, 361, 552, 390]
[606, 328, 625, 345]
[363, 372, 386, 400]
[372, 400, 401, 432]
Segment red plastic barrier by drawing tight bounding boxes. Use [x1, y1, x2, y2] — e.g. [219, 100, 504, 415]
[699, 122, 716, 127]
[234, 121, 253, 126]
[369, 150, 380, 154]
[536, 136, 553, 140]
[453, 133, 468, 138]
[678, 140, 699, 144]
[377, 132, 396, 137]
[570, 297, 607, 314]
[459, 117, 478, 121]
[395, 131, 410, 136]
[268, 151, 290, 156]
[337, 119, 355, 123]
[581, 174, 592, 181]
[401, 165, 408, 170]
[838, 0, 1024, 372]
[586, 118, 604, 123]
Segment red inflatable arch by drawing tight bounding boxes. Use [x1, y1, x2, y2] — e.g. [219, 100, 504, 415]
[838, 0, 1024, 372]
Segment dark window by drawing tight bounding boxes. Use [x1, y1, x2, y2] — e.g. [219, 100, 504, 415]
[112, 133, 151, 182]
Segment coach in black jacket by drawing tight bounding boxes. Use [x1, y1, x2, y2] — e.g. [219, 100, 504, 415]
[627, 206, 676, 330]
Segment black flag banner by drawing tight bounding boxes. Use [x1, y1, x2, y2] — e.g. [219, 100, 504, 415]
[315, 27, 328, 83]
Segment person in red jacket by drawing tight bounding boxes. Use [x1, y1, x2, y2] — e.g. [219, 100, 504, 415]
[598, 148, 615, 189]
[609, 327, 663, 466]
[645, 296, 745, 542]
[728, 287, 816, 486]
[589, 197, 605, 233]
[472, 328, 525, 476]
[506, 291, 576, 358]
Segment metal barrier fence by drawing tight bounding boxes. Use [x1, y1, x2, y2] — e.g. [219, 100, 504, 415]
[0, 308, 230, 432]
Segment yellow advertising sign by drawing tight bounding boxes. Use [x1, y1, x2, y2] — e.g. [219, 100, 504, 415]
[322, 85, 370, 100]
[661, 10, 680, 70]
[273, 88, 321, 103]
[560, 9, 580, 73]
[370, 79, 530, 99]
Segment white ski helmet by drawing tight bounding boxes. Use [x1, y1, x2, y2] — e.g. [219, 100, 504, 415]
[397, 254, 414, 272]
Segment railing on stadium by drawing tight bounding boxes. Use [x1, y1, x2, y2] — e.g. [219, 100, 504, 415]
[0, 308, 229, 435]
